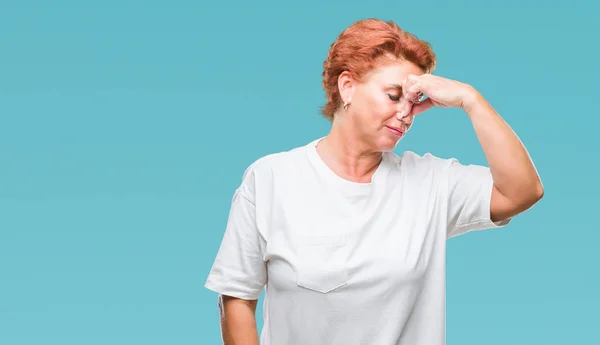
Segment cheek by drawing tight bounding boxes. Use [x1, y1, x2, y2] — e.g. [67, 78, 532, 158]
[364, 94, 394, 117]
[354, 90, 396, 125]
[375, 99, 399, 121]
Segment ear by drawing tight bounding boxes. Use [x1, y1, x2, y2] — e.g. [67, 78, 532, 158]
[337, 71, 355, 104]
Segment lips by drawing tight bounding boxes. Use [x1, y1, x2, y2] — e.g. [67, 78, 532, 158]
[385, 125, 404, 136]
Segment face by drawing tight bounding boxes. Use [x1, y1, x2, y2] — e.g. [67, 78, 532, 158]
[338, 59, 424, 152]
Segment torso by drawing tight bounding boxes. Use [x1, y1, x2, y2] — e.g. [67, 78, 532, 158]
[251, 138, 451, 345]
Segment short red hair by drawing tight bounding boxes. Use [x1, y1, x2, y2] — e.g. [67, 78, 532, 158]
[320, 18, 437, 121]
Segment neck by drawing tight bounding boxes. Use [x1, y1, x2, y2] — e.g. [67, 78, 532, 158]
[316, 119, 383, 183]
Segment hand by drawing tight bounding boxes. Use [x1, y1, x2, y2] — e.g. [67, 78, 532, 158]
[398, 74, 480, 118]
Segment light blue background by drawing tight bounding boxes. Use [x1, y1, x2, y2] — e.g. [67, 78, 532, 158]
[1, 0, 598, 344]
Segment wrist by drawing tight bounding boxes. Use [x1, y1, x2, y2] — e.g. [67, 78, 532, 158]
[461, 87, 487, 118]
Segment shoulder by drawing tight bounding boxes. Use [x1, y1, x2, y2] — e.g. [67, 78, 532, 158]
[242, 144, 307, 178]
[237, 142, 310, 197]
[388, 150, 492, 193]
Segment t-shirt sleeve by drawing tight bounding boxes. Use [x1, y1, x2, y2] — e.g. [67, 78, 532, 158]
[445, 158, 511, 239]
[204, 169, 267, 300]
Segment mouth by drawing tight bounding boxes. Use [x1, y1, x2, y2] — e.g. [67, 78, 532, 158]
[385, 125, 404, 137]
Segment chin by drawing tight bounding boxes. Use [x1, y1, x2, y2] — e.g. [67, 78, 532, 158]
[376, 136, 401, 152]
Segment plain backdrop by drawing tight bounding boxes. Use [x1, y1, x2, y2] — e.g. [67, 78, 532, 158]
[1, 0, 598, 344]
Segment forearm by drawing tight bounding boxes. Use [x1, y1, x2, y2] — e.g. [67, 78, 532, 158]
[219, 295, 260, 345]
[463, 90, 544, 205]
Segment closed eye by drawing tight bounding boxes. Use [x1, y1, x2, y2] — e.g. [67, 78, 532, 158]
[388, 94, 400, 102]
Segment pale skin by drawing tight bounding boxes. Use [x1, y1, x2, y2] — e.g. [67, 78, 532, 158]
[318, 58, 544, 222]
[218, 58, 544, 344]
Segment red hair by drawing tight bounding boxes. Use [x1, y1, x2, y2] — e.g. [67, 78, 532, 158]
[320, 18, 437, 121]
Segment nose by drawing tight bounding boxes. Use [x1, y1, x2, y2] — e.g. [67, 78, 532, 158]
[395, 98, 414, 124]
[399, 113, 414, 125]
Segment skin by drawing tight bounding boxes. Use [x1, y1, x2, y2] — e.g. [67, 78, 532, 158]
[316, 59, 425, 183]
[318, 57, 544, 222]
[218, 295, 259, 345]
[219, 57, 544, 344]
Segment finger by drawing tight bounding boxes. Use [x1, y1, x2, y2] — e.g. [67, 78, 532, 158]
[410, 97, 435, 116]
[401, 73, 420, 87]
[402, 74, 427, 104]
[404, 80, 426, 104]
[401, 75, 419, 95]
[395, 100, 414, 120]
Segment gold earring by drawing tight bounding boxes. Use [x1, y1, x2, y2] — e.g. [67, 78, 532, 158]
[343, 101, 349, 111]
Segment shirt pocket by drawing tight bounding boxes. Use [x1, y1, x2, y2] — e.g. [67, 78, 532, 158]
[294, 234, 349, 294]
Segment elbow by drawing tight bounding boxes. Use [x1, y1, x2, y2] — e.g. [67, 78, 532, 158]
[494, 179, 544, 219]
[512, 180, 544, 211]
[534, 182, 544, 201]
[524, 181, 544, 208]
[531, 177, 544, 202]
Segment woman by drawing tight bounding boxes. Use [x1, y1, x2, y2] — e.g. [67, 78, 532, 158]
[205, 18, 543, 345]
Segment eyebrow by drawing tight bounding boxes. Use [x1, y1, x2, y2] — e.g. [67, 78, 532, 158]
[387, 84, 403, 92]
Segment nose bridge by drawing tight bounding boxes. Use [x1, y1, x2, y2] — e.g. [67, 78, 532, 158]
[395, 98, 414, 123]
[396, 97, 408, 113]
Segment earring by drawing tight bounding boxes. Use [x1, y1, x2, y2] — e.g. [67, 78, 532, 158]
[343, 101, 349, 111]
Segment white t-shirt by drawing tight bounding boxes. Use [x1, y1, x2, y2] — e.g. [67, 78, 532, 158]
[205, 137, 510, 345]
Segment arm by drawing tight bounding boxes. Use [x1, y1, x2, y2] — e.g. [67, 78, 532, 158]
[462, 90, 544, 222]
[402, 73, 544, 224]
[204, 162, 267, 344]
[219, 295, 260, 345]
